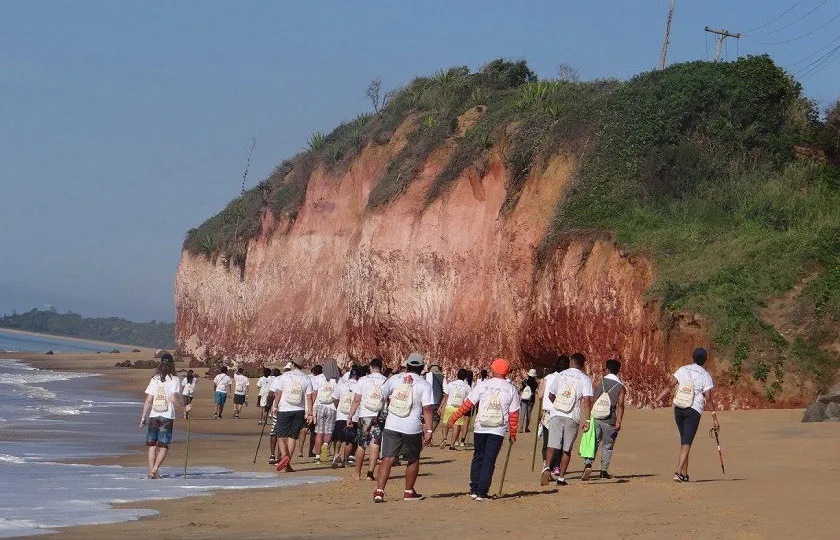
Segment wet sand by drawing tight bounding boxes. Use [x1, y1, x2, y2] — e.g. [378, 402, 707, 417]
[4, 351, 839, 539]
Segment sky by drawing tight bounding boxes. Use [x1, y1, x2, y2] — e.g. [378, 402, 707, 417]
[1, 1, 838, 322]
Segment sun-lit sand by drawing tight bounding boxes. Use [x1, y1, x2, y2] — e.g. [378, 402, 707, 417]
[5, 350, 838, 539]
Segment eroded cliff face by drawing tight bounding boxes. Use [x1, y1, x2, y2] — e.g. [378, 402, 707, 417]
[175, 127, 793, 409]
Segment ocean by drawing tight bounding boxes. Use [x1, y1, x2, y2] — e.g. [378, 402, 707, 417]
[0, 330, 334, 537]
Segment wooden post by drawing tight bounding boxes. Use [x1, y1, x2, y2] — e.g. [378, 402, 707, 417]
[658, 0, 676, 70]
[704, 26, 741, 62]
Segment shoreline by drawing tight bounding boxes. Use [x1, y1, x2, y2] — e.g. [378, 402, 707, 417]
[0, 327, 161, 352]
[5, 351, 840, 538]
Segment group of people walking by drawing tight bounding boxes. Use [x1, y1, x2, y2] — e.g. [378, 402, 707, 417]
[139, 347, 720, 500]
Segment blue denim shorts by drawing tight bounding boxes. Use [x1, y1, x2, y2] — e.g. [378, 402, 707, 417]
[146, 417, 174, 448]
[214, 391, 227, 406]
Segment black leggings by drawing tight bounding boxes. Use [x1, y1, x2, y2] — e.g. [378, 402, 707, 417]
[674, 407, 702, 445]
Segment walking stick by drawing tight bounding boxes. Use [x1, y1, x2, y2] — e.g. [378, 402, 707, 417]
[253, 417, 267, 464]
[183, 417, 191, 479]
[497, 438, 514, 496]
[710, 426, 725, 474]
[530, 406, 543, 472]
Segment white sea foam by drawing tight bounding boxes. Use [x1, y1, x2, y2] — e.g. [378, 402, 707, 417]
[0, 454, 26, 464]
[0, 463, 337, 537]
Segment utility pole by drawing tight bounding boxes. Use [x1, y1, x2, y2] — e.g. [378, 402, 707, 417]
[658, 0, 676, 70]
[704, 26, 741, 62]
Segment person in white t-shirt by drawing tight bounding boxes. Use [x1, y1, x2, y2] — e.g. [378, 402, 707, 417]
[212, 366, 232, 419]
[256, 367, 272, 425]
[181, 370, 197, 421]
[269, 359, 315, 472]
[312, 359, 341, 464]
[437, 369, 471, 450]
[656, 347, 719, 483]
[373, 352, 434, 503]
[534, 355, 569, 471]
[331, 367, 361, 468]
[232, 367, 250, 419]
[448, 358, 520, 500]
[347, 357, 388, 481]
[140, 354, 190, 479]
[542, 353, 593, 486]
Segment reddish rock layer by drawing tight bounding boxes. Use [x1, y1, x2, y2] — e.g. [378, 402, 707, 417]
[175, 132, 799, 409]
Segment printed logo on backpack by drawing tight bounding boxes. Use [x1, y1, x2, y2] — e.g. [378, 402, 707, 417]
[388, 376, 414, 418]
[152, 381, 169, 414]
[477, 389, 504, 428]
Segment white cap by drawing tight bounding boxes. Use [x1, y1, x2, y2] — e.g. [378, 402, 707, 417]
[527, 368, 537, 377]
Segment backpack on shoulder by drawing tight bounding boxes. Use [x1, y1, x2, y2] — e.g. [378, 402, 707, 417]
[363, 382, 384, 412]
[388, 376, 414, 418]
[338, 389, 354, 415]
[520, 384, 533, 401]
[592, 380, 617, 420]
[552, 375, 577, 414]
[318, 379, 336, 404]
[673, 376, 696, 409]
[286, 377, 304, 406]
[448, 385, 467, 408]
[477, 389, 505, 428]
[152, 381, 169, 414]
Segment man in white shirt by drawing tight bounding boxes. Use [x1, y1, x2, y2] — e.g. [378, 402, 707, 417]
[232, 366, 250, 419]
[656, 347, 719, 482]
[541, 352, 593, 486]
[212, 366, 232, 419]
[269, 359, 315, 473]
[534, 355, 569, 471]
[373, 352, 434, 503]
[332, 367, 361, 468]
[140, 354, 190, 479]
[256, 367, 272, 425]
[448, 358, 520, 501]
[347, 358, 388, 481]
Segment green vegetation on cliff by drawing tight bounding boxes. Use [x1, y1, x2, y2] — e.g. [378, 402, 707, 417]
[0, 309, 175, 349]
[185, 57, 839, 394]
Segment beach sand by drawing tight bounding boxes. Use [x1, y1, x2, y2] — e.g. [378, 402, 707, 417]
[4, 350, 839, 539]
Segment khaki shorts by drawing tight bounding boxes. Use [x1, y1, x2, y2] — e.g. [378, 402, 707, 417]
[547, 415, 579, 452]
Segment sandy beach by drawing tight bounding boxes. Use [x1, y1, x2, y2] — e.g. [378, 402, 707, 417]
[3, 349, 838, 539]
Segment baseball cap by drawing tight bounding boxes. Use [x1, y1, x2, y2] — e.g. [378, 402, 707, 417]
[491, 358, 510, 377]
[527, 368, 537, 377]
[405, 352, 424, 367]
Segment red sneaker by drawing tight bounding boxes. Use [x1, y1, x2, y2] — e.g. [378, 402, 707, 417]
[373, 489, 385, 503]
[403, 489, 424, 501]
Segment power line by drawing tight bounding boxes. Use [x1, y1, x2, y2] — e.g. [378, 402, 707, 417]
[748, 0, 830, 37]
[795, 42, 840, 79]
[744, 0, 809, 33]
[748, 9, 840, 44]
[787, 33, 840, 67]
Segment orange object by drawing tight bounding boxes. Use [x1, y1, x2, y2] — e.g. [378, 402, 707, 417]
[508, 410, 519, 440]
[491, 358, 510, 376]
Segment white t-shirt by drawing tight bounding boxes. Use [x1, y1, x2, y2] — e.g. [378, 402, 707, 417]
[270, 369, 314, 412]
[233, 373, 250, 395]
[314, 374, 339, 411]
[382, 372, 434, 435]
[356, 372, 388, 418]
[673, 364, 714, 414]
[334, 380, 360, 422]
[467, 377, 521, 436]
[548, 368, 594, 423]
[541, 372, 559, 411]
[257, 376, 270, 398]
[444, 379, 471, 408]
[213, 373, 232, 393]
[145, 375, 181, 420]
[181, 377, 196, 397]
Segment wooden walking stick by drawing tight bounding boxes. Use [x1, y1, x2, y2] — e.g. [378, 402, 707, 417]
[497, 438, 514, 496]
[253, 416, 268, 464]
[710, 426, 725, 474]
[183, 417, 191, 479]
[530, 406, 543, 472]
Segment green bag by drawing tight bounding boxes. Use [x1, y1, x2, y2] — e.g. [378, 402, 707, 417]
[579, 414, 596, 459]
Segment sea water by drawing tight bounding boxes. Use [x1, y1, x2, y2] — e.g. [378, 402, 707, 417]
[0, 332, 335, 537]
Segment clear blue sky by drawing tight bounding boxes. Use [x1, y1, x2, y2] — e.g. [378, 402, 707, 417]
[1, 1, 837, 322]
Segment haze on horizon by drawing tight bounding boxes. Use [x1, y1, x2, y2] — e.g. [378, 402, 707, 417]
[1, 1, 837, 323]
